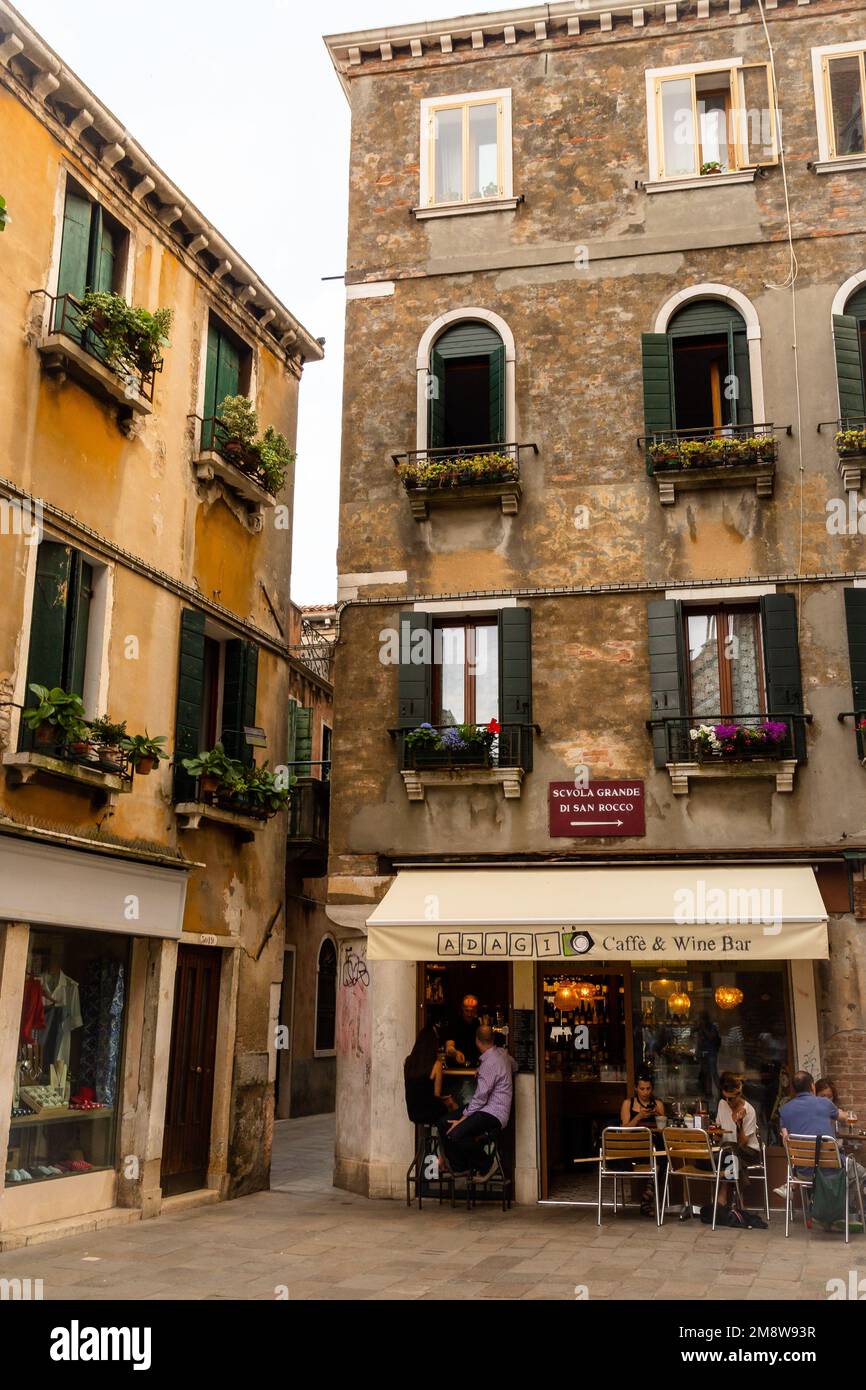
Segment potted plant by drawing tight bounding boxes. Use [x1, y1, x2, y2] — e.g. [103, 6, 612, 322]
[648, 440, 680, 468]
[215, 395, 258, 459]
[700, 160, 723, 176]
[22, 684, 87, 748]
[835, 427, 866, 457]
[256, 425, 295, 494]
[180, 743, 244, 798]
[242, 764, 293, 817]
[121, 732, 168, 775]
[78, 292, 172, 379]
[89, 715, 128, 767]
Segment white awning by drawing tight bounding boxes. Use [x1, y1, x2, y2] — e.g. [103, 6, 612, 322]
[0, 836, 190, 938]
[366, 866, 828, 962]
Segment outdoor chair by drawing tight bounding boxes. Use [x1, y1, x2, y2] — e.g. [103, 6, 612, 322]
[782, 1133, 866, 1244]
[662, 1126, 723, 1228]
[597, 1126, 660, 1226]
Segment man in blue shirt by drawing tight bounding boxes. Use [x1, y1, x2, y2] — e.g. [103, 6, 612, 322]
[779, 1070, 848, 1141]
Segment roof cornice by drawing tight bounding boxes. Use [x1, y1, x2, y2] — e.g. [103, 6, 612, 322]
[0, 0, 323, 368]
[325, 0, 817, 94]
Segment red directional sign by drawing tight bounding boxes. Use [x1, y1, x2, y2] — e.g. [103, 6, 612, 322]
[548, 780, 646, 838]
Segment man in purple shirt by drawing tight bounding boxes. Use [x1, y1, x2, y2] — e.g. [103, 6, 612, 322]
[441, 1026, 517, 1177]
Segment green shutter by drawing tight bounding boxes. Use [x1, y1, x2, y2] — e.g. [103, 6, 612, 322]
[488, 342, 505, 444]
[760, 594, 805, 762]
[287, 698, 298, 765]
[397, 611, 433, 728]
[66, 556, 93, 698]
[641, 334, 675, 472]
[222, 639, 258, 766]
[55, 189, 92, 335]
[732, 329, 753, 426]
[294, 708, 313, 776]
[216, 333, 241, 410]
[173, 608, 206, 802]
[203, 320, 243, 449]
[91, 207, 116, 294]
[648, 599, 687, 767]
[833, 314, 866, 424]
[427, 348, 446, 449]
[21, 541, 73, 746]
[498, 607, 533, 770]
[844, 588, 866, 756]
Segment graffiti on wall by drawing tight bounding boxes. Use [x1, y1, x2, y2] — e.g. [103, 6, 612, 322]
[337, 941, 370, 1063]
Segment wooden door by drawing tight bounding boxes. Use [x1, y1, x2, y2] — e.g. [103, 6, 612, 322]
[161, 945, 221, 1196]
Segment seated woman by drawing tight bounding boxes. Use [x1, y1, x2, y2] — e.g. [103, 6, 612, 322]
[404, 1024, 457, 1129]
[619, 1072, 665, 1217]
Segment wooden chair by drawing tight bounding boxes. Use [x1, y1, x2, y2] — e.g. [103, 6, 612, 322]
[662, 1127, 723, 1228]
[782, 1133, 865, 1243]
[597, 1126, 660, 1226]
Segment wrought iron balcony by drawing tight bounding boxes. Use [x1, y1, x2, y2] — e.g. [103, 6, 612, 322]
[639, 423, 783, 505]
[825, 416, 866, 491]
[391, 442, 538, 519]
[647, 712, 810, 795]
[286, 773, 330, 875]
[837, 710, 866, 763]
[34, 290, 161, 407]
[394, 721, 534, 772]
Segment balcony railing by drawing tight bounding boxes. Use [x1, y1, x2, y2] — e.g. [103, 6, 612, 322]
[392, 442, 537, 490]
[647, 713, 810, 765]
[17, 731, 133, 785]
[640, 423, 781, 474]
[35, 290, 160, 403]
[393, 722, 535, 771]
[837, 710, 866, 762]
[194, 415, 278, 497]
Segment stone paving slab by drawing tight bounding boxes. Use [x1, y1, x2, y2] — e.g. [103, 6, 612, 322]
[0, 1113, 861, 1302]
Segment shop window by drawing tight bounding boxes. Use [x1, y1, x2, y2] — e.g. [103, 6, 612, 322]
[173, 608, 259, 801]
[428, 322, 505, 451]
[433, 617, 499, 726]
[19, 539, 104, 749]
[200, 313, 252, 450]
[647, 62, 778, 182]
[632, 962, 791, 1144]
[420, 90, 512, 207]
[685, 605, 765, 718]
[8, 928, 129, 1189]
[314, 938, 337, 1055]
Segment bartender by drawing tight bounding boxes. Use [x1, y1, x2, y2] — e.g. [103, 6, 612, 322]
[444, 994, 481, 1067]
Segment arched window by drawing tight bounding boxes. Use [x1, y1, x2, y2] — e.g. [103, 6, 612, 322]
[664, 299, 753, 432]
[832, 281, 866, 423]
[314, 937, 337, 1054]
[427, 321, 505, 451]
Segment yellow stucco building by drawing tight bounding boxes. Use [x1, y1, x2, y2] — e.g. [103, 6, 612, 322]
[0, 1, 322, 1245]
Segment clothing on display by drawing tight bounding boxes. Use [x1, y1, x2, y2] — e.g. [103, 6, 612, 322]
[78, 958, 125, 1106]
[37, 970, 83, 1069]
[18, 974, 45, 1044]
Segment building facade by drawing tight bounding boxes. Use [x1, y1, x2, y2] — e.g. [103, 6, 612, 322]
[279, 603, 336, 1120]
[325, 0, 866, 1203]
[0, 2, 321, 1245]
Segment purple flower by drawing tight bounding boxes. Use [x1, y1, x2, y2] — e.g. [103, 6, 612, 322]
[714, 723, 740, 740]
[441, 726, 467, 750]
[762, 721, 789, 743]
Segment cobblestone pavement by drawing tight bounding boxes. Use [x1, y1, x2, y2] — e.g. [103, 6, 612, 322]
[0, 1115, 862, 1301]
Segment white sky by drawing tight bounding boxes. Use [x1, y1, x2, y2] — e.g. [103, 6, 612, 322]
[17, 0, 444, 604]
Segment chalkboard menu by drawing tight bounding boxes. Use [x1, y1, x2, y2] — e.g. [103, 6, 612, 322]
[512, 1008, 536, 1074]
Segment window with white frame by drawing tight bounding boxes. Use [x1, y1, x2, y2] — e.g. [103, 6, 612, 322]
[813, 44, 866, 162]
[646, 61, 778, 181]
[420, 90, 513, 207]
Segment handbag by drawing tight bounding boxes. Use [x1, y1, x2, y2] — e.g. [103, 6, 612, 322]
[810, 1135, 848, 1227]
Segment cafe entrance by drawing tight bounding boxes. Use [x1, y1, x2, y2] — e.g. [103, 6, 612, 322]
[539, 965, 634, 1201]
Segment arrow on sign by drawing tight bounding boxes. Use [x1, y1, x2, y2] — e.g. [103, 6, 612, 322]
[570, 819, 624, 827]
